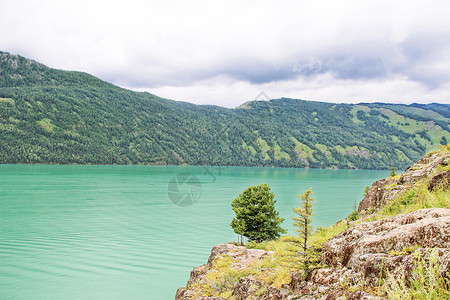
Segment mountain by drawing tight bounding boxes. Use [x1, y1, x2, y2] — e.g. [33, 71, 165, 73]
[0, 51, 449, 169]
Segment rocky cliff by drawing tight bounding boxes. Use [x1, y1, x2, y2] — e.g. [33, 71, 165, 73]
[358, 149, 450, 213]
[176, 147, 450, 299]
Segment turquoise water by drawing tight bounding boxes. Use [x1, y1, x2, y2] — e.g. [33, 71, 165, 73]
[0, 165, 387, 299]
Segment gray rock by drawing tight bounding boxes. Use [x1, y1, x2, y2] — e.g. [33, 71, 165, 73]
[322, 208, 450, 284]
[358, 151, 450, 213]
[428, 170, 450, 191]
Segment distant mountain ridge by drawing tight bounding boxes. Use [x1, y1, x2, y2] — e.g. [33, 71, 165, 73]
[0, 51, 449, 169]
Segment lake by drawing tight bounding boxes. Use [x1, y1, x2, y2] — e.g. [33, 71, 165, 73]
[0, 165, 387, 299]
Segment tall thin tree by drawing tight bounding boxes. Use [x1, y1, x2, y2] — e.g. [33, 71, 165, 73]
[293, 188, 315, 274]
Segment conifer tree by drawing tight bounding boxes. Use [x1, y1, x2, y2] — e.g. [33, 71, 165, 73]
[390, 165, 396, 177]
[363, 185, 370, 197]
[293, 188, 315, 273]
[231, 184, 286, 242]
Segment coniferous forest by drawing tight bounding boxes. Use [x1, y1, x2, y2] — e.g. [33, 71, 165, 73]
[0, 51, 449, 169]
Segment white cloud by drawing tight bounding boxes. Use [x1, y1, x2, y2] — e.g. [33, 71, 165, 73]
[149, 74, 450, 108]
[1, 0, 449, 106]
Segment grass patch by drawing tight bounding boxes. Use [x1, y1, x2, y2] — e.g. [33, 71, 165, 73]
[242, 141, 257, 155]
[189, 254, 255, 298]
[0, 97, 14, 104]
[236, 101, 251, 109]
[291, 137, 314, 160]
[309, 221, 347, 249]
[255, 138, 272, 160]
[380, 183, 450, 216]
[315, 143, 328, 153]
[379, 147, 450, 216]
[350, 106, 370, 124]
[37, 118, 56, 132]
[379, 249, 450, 299]
[247, 237, 303, 286]
[388, 245, 421, 257]
[8, 117, 19, 123]
[348, 210, 359, 221]
[256, 138, 270, 153]
[385, 182, 398, 191]
[273, 142, 290, 160]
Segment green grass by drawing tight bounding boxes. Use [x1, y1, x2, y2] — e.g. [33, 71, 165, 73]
[375, 147, 450, 298]
[379, 249, 450, 299]
[388, 245, 421, 257]
[334, 145, 346, 154]
[427, 128, 450, 149]
[273, 142, 290, 160]
[375, 107, 449, 153]
[315, 143, 328, 153]
[256, 138, 271, 153]
[242, 141, 257, 155]
[291, 137, 314, 160]
[37, 118, 56, 132]
[8, 117, 19, 123]
[189, 237, 305, 298]
[379, 145, 450, 216]
[398, 106, 449, 122]
[0, 97, 14, 104]
[236, 101, 251, 109]
[350, 106, 369, 125]
[191, 227, 354, 298]
[255, 138, 272, 160]
[380, 179, 450, 216]
[309, 220, 348, 249]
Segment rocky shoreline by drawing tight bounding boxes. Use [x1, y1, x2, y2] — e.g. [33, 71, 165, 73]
[177, 208, 450, 300]
[176, 148, 450, 299]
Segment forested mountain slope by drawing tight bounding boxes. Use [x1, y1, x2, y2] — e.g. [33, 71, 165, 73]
[0, 51, 449, 169]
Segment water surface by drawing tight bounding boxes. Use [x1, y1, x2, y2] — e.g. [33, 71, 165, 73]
[0, 165, 386, 299]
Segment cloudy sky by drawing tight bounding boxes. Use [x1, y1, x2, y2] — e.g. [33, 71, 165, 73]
[1, 0, 449, 107]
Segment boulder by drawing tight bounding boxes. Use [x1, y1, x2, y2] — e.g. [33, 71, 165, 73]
[176, 243, 273, 300]
[428, 170, 450, 191]
[358, 178, 400, 212]
[232, 276, 263, 300]
[399, 151, 449, 185]
[206, 243, 271, 269]
[322, 208, 450, 284]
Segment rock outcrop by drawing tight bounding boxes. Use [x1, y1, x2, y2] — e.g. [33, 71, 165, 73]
[205, 243, 272, 270]
[321, 208, 450, 285]
[176, 243, 274, 300]
[358, 150, 450, 213]
[428, 170, 450, 191]
[177, 210, 450, 299]
[177, 148, 450, 299]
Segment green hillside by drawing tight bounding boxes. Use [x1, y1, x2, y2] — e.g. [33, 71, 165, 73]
[0, 51, 449, 169]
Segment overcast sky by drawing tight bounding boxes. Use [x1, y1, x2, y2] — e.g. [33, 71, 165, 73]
[1, 0, 450, 107]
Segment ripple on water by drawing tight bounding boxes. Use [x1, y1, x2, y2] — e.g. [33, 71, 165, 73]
[0, 164, 386, 299]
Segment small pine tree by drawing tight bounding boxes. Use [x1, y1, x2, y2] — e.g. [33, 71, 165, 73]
[293, 188, 315, 273]
[231, 184, 286, 242]
[363, 185, 369, 197]
[390, 165, 396, 177]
